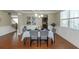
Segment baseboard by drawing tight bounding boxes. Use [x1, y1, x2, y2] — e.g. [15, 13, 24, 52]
[56, 33, 78, 48]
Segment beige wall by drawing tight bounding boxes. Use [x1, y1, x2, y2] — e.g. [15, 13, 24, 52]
[48, 13, 56, 25]
[0, 11, 11, 26]
[54, 12, 60, 26]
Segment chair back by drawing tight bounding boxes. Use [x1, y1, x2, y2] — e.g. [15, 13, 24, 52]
[40, 30, 48, 40]
[30, 30, 38, 39]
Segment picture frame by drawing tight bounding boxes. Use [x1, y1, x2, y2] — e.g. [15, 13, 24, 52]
[27, 16, 36, 25]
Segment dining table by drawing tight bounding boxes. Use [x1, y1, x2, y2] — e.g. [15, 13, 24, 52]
[21, 30, 54, 41]
[21, 30, 54, 48]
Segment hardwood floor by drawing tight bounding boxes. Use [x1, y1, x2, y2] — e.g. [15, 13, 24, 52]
[0, 32, 15, 48]
[0, 32, 77, 49]
[54, 34, 77, 49]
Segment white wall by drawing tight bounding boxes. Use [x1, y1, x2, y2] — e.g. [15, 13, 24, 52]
[0, 11, 11, 26]
[56, 12, 79, 48]
[56, 27, 79, 48]
[18, 13, 56, 34]
[0, 11, 16, 36]
[18, 13, 42, 28]
[18, 13, 56, 27]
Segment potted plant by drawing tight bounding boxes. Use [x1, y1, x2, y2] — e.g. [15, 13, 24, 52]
[51, 23, 56, 43]
[51, 23, 56, 32]
[51, 23, 56, 28]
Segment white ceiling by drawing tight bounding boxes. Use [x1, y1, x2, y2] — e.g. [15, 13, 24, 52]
[16, 10, 60, 13]
[5, 10, 60, 14]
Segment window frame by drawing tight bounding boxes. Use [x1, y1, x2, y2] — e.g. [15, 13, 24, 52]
[60, 10, 79, 30]
[60, 10, 70, 28]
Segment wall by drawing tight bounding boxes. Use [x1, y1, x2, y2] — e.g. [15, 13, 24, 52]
[56, 12, 79, 48]
[18, 13, 56, 34]
[18, 13, 42, 28]
[48, 13, 56, 25]
[18, 14, 26, 34]
[0, 11, 16, 36]
[0, 11, 11, 26]
[18, 13, 56, 27]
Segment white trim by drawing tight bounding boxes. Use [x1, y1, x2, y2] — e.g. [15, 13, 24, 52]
[56, 26, 79, 48]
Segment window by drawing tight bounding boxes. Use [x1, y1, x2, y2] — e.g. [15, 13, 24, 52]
[70, 10, 79, 30]
[60, 20, 68, 27]
[11, 15, 18, 24]
[70, 18, 79, 30]
[70, 10, 79, 18]
[60, 10, 69, 27]
[60, 10, 79, 30]
[60, 11, 69, 19]
[12, 17, 18, 24]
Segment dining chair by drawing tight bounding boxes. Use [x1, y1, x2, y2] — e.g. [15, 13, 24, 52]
[40, 30, 48, 46]
[30, 30, 38, 47]
[52, 28, 56, 44]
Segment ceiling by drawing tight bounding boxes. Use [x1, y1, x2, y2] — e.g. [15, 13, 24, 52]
[16, 10, 60, 13]
[4, 10, 60, 14]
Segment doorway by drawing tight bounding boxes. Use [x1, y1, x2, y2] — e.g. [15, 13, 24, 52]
[42, 16, 48, 29]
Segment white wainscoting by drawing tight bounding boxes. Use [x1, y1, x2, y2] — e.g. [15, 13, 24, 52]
[56, 26, 79, 48]
[0, 26, 16, 36]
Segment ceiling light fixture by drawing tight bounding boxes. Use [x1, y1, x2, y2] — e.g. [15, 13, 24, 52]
[40, 14, 43, 17]
[35, 14, 38, 17]
[34, 13, 44, 18]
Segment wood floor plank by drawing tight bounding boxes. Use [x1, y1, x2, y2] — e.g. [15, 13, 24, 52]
[0, 32, 78, 49]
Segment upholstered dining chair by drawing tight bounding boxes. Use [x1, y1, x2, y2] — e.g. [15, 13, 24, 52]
[40, 30, 48, 46]
[52, 28, 56, 44]
[30, 30, 38, 47]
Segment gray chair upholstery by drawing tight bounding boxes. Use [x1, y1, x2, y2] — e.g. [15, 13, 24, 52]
[30, 30, 38, 46]
[40, 30, 48, 46]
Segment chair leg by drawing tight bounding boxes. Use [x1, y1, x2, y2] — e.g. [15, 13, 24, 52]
[47, 37, 48, 47]
[23, 38, 26, 46]
[40, 39, 41, 47]
[30, 40, 32, 47]
[37, 39, 38, 47]
[54, 33, 55, 44]
[54, 39, 55, 44]
[51, 39, 53, 44]
[47, 39, 48, 47]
